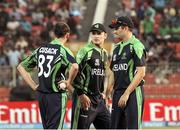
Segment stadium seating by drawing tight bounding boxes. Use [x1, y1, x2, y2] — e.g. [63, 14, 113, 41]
[144, 84, 180, 99]
[168, 72, 180, 84]
[144, 73, 155, 84]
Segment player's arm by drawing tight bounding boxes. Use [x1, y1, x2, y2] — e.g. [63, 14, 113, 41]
[74, 48, 91, 109]
[67, 63, 79, 86]
[61, 48, 79, 93]
[102, 52, 113, 99]
[105, 68, 114, 99]
[118, 45, 146, 108]
[100, 67, 114, 107]
[66, 61, 79, 93]
[125, 67, 145, 95]
[17, 50, 38, 91]
[73, 48, 88, 95]
[105, 54, 115, 99]
[118, 67, 145, 108]
[17, 64, 38, 90]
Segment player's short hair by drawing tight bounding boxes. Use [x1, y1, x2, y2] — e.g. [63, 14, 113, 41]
[54, 22, 70, 38]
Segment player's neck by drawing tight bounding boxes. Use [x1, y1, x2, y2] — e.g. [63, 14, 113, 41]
[94, 43, 103, 48]
[57, 38, 67, 45]
[122, 32, 132, 43]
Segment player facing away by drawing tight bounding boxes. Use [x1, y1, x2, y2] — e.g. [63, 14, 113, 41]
[71, 23, 111, 129]
[17, 22, 79, 129]
[107, 16, 146, 129]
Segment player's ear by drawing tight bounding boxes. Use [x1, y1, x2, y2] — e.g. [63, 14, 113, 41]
[65, 33, 70, 39]
[124, 26, 129, 31]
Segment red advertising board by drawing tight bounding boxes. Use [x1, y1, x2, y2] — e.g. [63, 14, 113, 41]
[0, 99, 180, 128]
[0, 101, 41, 124]
[143, 99, 180, 122]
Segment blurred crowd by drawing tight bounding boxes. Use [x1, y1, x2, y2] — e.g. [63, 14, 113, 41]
[1, 0, 180, 68]
[0, 0, 88, 101]
[0, 0, 87, 67]
[115, 0, 180, 64]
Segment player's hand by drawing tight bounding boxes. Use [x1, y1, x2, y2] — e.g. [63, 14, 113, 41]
[101, 93, 109, 106]
[58, 80, 67, 90]
[118, 91, 130, 108]
[32, 84, 38, 91]
[101, 93, 106, 99]
[79, 94, 91, 110]
[58, 80, 74, 94]
[66, 81, 74, 94]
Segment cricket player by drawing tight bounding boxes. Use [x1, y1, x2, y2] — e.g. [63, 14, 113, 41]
[71, 23, 111, 129]
[107, 16, 146, 129]
[17, 22, 78, 129]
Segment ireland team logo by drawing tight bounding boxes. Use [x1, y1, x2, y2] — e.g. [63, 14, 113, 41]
[95, 59, 100, 66]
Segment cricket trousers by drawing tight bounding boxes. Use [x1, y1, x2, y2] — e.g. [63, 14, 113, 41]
[71, 93, 111, 129]
[37, 91, 67, 129]
[111, 86, 144, 129]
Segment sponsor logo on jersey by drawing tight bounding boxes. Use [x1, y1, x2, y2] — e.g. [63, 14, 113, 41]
[39, 47, 58, 55]
[113, 54, 116, 61]
[91, 68, 105, 76]
[95, 59, 100, 66]
[121, 52, 127, 60]
[113, 63, 128, 71]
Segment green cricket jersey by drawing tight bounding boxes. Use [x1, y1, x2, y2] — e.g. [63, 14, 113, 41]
[21, 39, 76, 93]
[73, 42, 108, 96]
[110, 35, 146, 90]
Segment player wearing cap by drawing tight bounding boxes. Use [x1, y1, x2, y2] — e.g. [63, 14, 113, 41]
[107, 16, 146, 129]
[71, 23, 111, 129]
[17, 22, 79, 129]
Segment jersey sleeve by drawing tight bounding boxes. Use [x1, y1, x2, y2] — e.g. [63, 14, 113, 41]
[21, 49, 38, 72]
[73, 48, 88, 95]
[60, 47, 76, 66]
[133, 43, 146, 67]
[76, 48, 87, 64]
[65, 49, 76, 64]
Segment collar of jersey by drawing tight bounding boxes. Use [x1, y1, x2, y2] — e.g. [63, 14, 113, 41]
[121, 35, 134, 46]
[118, 35, 135, 55]
[88, 42, 103, 53]
[51, 38, 63, 46]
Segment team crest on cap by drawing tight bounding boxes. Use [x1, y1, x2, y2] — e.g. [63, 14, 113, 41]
[94, 24, 99, 28]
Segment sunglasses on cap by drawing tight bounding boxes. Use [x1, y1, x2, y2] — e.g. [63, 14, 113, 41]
[111, 19, 128, 30]
[111, 19, 128, 26]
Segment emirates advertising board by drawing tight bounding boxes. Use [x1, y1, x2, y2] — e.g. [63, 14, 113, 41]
[143, 99, 180, 127]
[0, 99, 180, 128]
